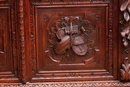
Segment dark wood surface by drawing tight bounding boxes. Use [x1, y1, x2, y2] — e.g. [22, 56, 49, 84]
[0, 0, 130, 86]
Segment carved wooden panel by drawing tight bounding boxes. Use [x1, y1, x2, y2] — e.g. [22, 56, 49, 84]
[0, 1, 19, 83]
[29, 0, 119, 82]
[37, 7, 105, 70]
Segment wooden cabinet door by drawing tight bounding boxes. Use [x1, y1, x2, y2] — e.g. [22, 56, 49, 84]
[28, 0, 119, 83]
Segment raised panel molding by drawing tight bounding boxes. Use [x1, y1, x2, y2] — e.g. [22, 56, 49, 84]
[0, 15, 4, 52]
[0, 1, 20, 83]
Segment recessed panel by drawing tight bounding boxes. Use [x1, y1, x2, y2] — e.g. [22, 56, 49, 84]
[36, 6, 107, 71]
[0, 8, 12, 71]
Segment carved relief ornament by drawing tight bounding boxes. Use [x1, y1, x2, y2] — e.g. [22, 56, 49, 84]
[47, 15, 95, 62]
[120, 0, 130, 47]
[53, 16, 88, 56]
[120, 0, 130, 81]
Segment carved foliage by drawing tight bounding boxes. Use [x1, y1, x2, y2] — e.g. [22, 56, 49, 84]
[120, 57, 130, 81]
[120, 0, 130, 81]
[120, 0, 130, 47]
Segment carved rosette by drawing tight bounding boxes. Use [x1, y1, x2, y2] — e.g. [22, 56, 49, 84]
[120, 0, 130, 81]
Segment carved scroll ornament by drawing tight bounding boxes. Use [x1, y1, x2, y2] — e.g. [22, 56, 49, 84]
[120, 0, 130, 81]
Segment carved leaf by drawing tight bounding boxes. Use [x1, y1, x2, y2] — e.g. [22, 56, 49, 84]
[124, 27, 130, 34]
[120, 69, 126, 80]
[123, 40, 128, 47]
[124, 11, 130, 22]
[121, 31, 126, 37]
[122, 63, 127, 72]
[126, 64, 130, 72]
[127, 4, 130, 13]
[120, 0, 129, 11]
[127, 34, 130, 39]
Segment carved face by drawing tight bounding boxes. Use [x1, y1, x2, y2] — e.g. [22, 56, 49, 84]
[72, 36, 87, 56]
